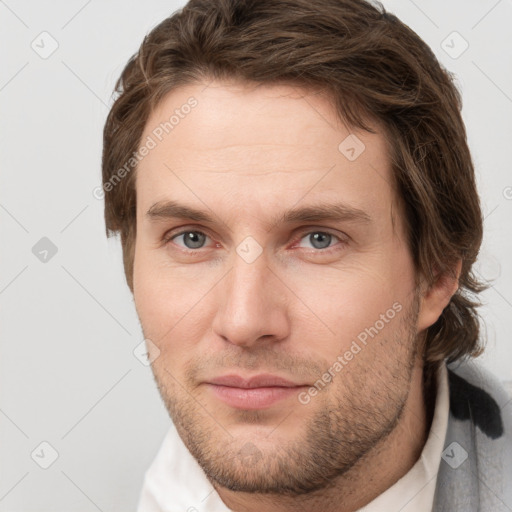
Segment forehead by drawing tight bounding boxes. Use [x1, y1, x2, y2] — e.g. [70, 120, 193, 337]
[135, 80, 397, 225]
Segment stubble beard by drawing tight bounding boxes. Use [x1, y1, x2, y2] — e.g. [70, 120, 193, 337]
[149, 294, 421, 496]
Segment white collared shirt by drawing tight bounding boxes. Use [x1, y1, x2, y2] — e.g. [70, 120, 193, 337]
[137, 362, 449, 512]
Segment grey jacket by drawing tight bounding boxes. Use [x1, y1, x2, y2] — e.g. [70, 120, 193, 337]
[433, 360, 512, 511]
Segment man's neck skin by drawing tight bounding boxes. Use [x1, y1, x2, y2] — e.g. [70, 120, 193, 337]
[213, 357, 431, 512]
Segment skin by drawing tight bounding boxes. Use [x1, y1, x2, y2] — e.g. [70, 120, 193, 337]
[132, 80, 460, 512]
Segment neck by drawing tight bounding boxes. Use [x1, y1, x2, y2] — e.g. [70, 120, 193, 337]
[215, 358, 434, 512]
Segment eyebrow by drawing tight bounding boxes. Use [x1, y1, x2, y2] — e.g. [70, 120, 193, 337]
[146, 199, 372, 229]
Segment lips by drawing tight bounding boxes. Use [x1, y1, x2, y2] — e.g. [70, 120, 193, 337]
[208, 373, 303, 389]
[204, 374, 308, 410]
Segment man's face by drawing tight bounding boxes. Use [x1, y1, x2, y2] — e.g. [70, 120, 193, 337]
[133, 81, 423, 494]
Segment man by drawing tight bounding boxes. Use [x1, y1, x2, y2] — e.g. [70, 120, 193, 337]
[101, 0, 512, 510]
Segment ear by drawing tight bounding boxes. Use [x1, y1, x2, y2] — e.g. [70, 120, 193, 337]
[416, 259, 462, 332]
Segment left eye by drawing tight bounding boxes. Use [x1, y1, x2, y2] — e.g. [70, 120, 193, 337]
[297, 232, 340, 250]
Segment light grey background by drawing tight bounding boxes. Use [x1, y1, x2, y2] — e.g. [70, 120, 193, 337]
[0, 0, 511, 510]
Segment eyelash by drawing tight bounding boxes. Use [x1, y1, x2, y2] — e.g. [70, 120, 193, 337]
[162, 227, 348, 254]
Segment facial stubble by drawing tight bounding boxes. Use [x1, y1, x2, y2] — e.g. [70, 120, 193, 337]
[147, 293, 421, 496]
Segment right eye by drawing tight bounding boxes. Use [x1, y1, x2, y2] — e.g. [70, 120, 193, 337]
[168, 230, 213, 250]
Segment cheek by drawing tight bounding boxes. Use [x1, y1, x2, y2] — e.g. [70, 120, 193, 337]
[133, 249, 218, 355]
[286, 255, 413, 358]
[133, 256, 174, 338]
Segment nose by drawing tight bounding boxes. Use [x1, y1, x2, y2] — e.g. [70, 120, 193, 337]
[211, 252, 290, 348]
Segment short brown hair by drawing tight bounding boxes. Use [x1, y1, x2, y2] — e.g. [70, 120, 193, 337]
[102, 0, 486, 369]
